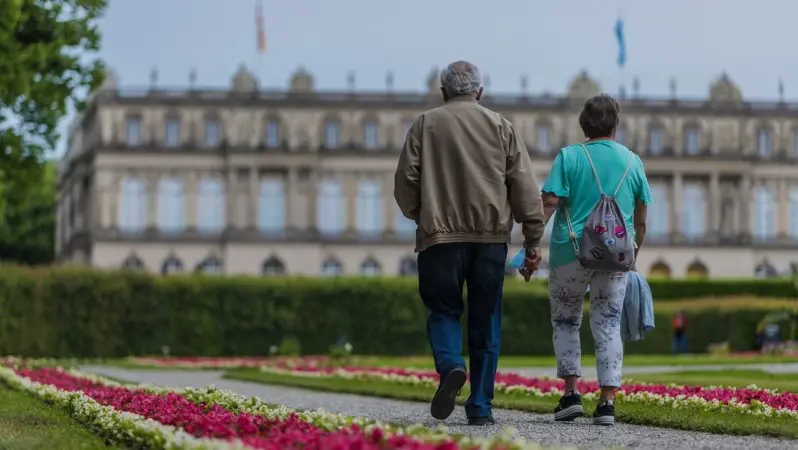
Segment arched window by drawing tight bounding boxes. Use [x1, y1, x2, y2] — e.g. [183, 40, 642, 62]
[683, 125, 701, 155]
[119, 178, 147, 234]
[121, 254, 144, 270]
[681, 184, 705, 239]
[262, 257, 285, 276]
[648, 124, 663, 155]
[789, 188, 798, 240]
[753, 185, 776, 240]
[258, 178, 285, 233]
[197, 178, 225, 234]
[264, 118, 281, 148]
[356, 180, 382, 237]
[363, 119, 379, 150]
[322, 258, 343, 277]
[649, 261, 672, 278]
[360, 258, 381, 276]
[686, 260, 709, 278]
[317, 180, 344, 235]
[157, 178, 184, 234]
[398, 256, 418, 276]
[196, 257, 223, 275]
[395, 204, 416, 237]
[649, 183, 670, 238]
[323, 120, 340, 149]
[755, 260, 778, 279]
[161, 255, 184, 275]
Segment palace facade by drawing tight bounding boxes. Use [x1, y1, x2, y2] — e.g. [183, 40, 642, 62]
[56, 65, 798, 278]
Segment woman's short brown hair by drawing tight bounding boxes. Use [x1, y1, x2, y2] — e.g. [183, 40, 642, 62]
[578, 94, 621, 139]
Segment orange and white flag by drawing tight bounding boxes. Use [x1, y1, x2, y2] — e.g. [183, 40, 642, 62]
[256, 1, 266, 54]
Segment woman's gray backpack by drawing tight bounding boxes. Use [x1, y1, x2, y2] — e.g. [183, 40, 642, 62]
[564, 144, 635, 272]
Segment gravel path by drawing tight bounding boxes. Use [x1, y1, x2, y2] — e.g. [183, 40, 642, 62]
[512, 363, 798, 379]
[81, 365, 796, 450]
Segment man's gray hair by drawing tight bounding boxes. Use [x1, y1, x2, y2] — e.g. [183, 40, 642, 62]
[440, 61, 482, 96]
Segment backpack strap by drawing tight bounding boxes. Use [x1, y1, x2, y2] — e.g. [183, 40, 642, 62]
[580, 144, 605, 196]
[612, 152, 635, 197]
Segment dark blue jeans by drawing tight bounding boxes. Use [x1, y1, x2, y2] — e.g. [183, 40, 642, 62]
[673, 332, 688, 355]
[417, 242, 507, 418]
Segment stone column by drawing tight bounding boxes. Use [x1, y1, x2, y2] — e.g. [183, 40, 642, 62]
[778, 178, 788, 237]
[308, 171, 319, 232]
[249, 167, 259, 229]
[383, 172, 395, 232]
[709, 172, 721, 233]
[185, 171, 198, 230]
[107, 175, 119, 228]
[146, 173, 158, 230]
[225, 168, 236, 229]
[287, 168, 299, 231]
[739, 174, 752, 239]
[670, 172, 683, 240]
[345, 173, 358, 233]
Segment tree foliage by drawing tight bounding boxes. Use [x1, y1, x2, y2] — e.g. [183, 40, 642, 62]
[0, 0, 107, 190]
[0, 160, 56, 264]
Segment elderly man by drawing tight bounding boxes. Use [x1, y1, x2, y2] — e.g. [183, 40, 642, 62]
[394, 61, 545, 425]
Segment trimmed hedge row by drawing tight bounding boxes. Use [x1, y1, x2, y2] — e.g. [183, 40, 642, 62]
[0, 266, 795, 358]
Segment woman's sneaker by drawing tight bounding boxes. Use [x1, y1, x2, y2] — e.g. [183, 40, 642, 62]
[554, 392, 584, 421]
[593, 401, 615, 426]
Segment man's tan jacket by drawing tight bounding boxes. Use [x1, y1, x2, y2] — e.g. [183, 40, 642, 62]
[394, 96, 545, 252]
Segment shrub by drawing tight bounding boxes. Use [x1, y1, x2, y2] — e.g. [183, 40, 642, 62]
[0, 265, 793, 358]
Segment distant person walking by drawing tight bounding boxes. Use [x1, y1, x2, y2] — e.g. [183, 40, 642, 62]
[672, 310, 689, 355]
[394, 61, 545, 426]
[530, 94, 652, 426]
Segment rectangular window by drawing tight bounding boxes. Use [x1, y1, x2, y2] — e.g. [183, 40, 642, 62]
[157, 179, 184, 233]
[364, 122, 379, 150]
[257, 179, 285, 233]
[536, 124, 550, 151]
[356, 180, 382, 235]
[648, 183, 670, 237]
[684, 128, 700, 155]
[324, 122, 340, 149]
[265, 119, 280, 148]
[204, 119, 220, 147]
[649, 127, 662, 154]
[681, 184, 705, 238]
[165, 118, 181, 148]
[317, 180, 344, 234]
[754, 186, 776, 240]
[197, 179, 225, 234]
[758, 130, 772, 157]
[125, 117, 141, 146]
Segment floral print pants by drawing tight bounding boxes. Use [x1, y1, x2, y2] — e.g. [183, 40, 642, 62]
[549, 260, 627, 387]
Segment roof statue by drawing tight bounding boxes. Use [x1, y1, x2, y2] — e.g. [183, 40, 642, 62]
[290, 66, 314, 93]
[231, 64, 257, 93]
[709, 72, 742, 104]
[567, 69, 600, 99]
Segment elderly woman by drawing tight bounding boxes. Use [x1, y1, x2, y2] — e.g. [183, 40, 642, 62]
[538, 94, 651, 426]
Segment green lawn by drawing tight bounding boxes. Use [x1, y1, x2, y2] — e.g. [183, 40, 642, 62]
[224, 369, 798, 439]
[0, 384, 118, 450]
[630, 369, 798, 392]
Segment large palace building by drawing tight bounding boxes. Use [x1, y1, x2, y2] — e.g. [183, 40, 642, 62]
[56, 65, 798, 278]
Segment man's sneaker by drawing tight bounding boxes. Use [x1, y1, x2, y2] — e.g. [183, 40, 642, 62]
[554, 392, 584, 422]
[467, 414, 495, 426]
[430, 365, 467, 420]
[593, 401, 615, 426]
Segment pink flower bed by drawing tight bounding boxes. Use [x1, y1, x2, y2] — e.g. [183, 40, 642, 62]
[279, 365, 798, 412]
[15, 367, 472, 449]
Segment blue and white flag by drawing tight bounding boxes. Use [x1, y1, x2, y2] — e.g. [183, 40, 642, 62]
[615, 18, 626, 68]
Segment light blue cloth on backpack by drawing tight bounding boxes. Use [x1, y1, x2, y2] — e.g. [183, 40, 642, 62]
[621, 271, 655, 342]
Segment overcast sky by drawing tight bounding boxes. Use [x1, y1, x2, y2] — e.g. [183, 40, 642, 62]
[56, 0, 798, 155]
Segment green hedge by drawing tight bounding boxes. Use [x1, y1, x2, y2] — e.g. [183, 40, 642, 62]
[0, 266, 794, 358]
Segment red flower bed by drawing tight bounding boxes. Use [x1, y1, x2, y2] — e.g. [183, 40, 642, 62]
[16, 368, 468, 449]
[279, 364, 798, 412]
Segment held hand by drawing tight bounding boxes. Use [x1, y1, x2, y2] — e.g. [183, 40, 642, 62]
[518, 246, 542, 282]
